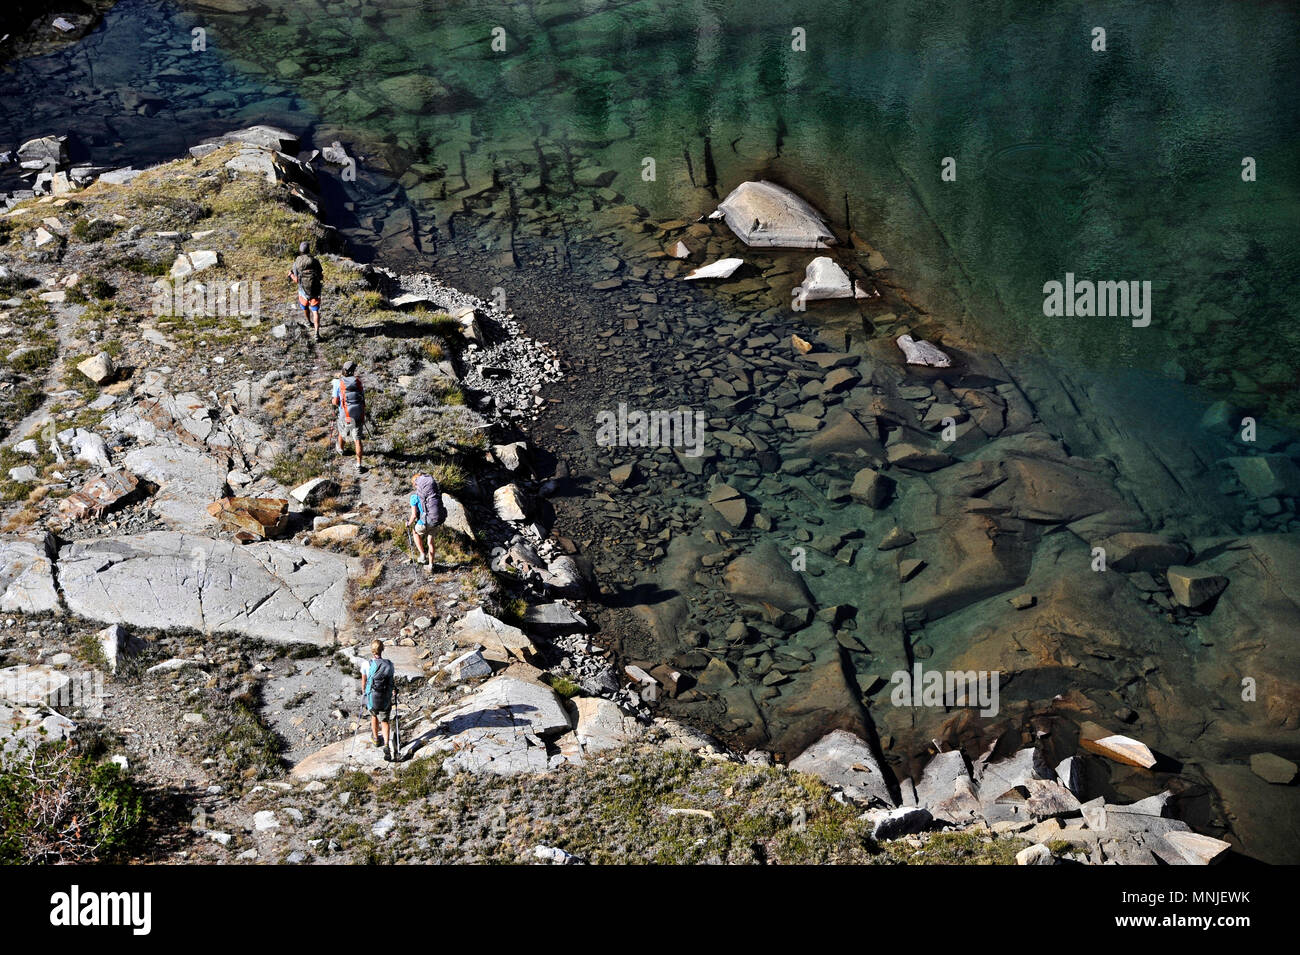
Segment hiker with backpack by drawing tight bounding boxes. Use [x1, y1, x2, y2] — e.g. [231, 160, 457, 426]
[331, 360, 366, 471]
[289, 241, 324, 339]
[361, 639, 396, 761]
[406, 472, 446, 571]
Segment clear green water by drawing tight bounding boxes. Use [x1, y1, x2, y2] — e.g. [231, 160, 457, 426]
[172, 0, 1300, 415]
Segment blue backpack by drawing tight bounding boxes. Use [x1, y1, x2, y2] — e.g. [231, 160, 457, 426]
[367, 658, 394, 710]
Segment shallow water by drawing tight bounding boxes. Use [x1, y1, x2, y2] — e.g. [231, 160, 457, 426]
[3, 0, 1300, 858]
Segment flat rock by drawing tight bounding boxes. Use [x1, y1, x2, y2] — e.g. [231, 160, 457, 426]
[1096, 532, 1190, 572]
[58, 532, 353, 645]
[170, 250, 221, 279]
[123, 443, 228, 528]
[1079, 727, 1158, 769]
[290, 733, 390, 781]
[572, 697, 643, 755]
[1249, 752, 1298, 785]
[886, 442, 955, 472]
[723, 541, 813, 612]
[1161, 830, 1232, 865]
[684, 257, 743, 280]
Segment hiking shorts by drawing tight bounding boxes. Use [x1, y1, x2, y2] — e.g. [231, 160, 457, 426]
[368, 703, 390, 720]
[337, 416, 364, 441]
[413, 522, 430, 537]
[297, 288, 321, 313]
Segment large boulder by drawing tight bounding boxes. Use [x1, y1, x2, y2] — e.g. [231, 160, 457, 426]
[572, 697, 644, 755]
[58, 533, 354, 645]
[0, 533, 59, 613]
[0, 665, 74, 708]
[788, 729, 895, 806]
[405, 675, 572, 775]
[716, 181, 835, 249]
[450, 608, 537, 663]
[1166, 565, 1229, 608]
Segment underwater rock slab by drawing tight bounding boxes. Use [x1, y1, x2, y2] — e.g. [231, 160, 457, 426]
[717, 181, 835, 249]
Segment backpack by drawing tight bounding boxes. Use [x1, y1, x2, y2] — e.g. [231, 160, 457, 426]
[414, 474, 445, 527]
[337, 375, 364, 424]
[294, 254, 323, 297]
[367, 658, 394, 709]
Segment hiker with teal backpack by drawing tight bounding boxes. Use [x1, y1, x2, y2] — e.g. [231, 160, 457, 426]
[331, 360, 366, 472]
[406, 472, 446, 572]
[362, 639, 397, 761]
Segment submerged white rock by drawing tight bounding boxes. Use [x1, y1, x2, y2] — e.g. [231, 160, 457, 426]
[684, 257, 743, 280]
[800, 256, 860, 300]
[716, 181, 836, 249]
[896, 334, 951, 368]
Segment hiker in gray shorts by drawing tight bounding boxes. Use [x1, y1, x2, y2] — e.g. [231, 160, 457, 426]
[331, 360, 366, 471]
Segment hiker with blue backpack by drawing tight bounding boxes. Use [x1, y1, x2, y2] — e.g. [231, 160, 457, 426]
[406, 472, 446, 571]
[362, 639, 397, 761]
[331, 360, 366, 472]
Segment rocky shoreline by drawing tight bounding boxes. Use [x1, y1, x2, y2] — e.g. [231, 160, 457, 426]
[0, 125, 1292, 864]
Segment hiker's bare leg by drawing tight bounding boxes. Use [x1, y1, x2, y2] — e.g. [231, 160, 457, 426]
[354, 438, 363, 467]
[381, 720, 390, 748]
[412, 533, 427, 561]
[370, 714, 380, 741]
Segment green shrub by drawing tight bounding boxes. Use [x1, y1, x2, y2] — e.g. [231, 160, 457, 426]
[71, 218, 122, 243]
[0, 742, 146, 864]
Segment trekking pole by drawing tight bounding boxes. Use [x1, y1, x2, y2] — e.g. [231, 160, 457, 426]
[390, 681, 401, 763]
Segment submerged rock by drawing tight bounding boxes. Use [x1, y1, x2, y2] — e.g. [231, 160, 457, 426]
[896, 334, 951, 367]
[1166, 565, 1229, 608]
[800, 256, 859, 300]
[684, 257, 743, 280]
[716, 181, 835, 249]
